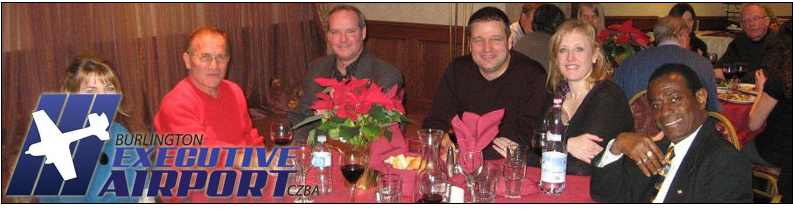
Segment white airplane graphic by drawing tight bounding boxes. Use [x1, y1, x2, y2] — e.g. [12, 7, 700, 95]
[24, 110, 110, 181]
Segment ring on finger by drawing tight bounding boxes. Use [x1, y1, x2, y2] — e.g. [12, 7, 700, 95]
[641, 158, 649, 163]
[646, 151, 654, 158]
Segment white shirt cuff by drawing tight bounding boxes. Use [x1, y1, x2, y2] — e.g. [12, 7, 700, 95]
[596, 139, 624, 167]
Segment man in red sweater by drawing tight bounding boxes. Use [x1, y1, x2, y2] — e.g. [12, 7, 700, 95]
[154, 26, 264, 202]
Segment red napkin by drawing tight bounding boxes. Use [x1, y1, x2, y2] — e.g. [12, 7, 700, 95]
[369, 124, 420, 195]
[452, 109, 505, 174]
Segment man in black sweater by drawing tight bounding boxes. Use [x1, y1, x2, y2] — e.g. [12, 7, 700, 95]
[715, 3, 780, 83]
[422, 7, 548, 159]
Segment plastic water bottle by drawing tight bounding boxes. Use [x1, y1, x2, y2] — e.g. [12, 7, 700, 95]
[539, 98, 568, 195]
[312, 135, 333, 195]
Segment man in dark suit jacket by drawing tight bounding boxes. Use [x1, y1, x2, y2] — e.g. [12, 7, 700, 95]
[591, 63, 752, 203]
[288, 5, 403, 142]
[613, 16, 721, 113]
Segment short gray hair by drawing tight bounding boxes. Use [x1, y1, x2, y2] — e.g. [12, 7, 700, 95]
[653, 16, 689, 45]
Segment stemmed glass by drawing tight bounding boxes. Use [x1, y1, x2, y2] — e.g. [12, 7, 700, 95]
[290, 143, 313, 203]
[457, 151, 483, 203]
[707, 53, 718, 66]
[270, 120, 293, 146]
[340, 149, 368, 203]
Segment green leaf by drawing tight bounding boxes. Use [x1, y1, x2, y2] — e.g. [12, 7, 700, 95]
[322, 87, 332, 93]
[307, 130, 316, 144]
[384, 130, 393, 141]
[361, 124, 380, 140]
[329, 128, 340, 139]
[343, 118, 355, 127]
[292, 115, 323, 130]
[370, 105, 387, 120]
[339, 126, 359, 140]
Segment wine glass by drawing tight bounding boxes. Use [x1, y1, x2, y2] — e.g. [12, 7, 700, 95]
[270, 120, 293, 146]
[707, 53, 718, 66]
[340, 149, 368, 203]
[457, 151, 483, 203]
[723, 64, 737, 93]
[290, 143, 313, 203]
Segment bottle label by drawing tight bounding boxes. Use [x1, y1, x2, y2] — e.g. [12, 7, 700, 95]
[312, 151, 332, 168]
[541, 151, 567, 183]
[546, 132, 562, 142]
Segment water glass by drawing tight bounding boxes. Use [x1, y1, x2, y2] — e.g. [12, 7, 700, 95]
[472, 175, 497, 203]
[507, 145, 530, 166]
[503, 161, 527, 199]
[376, 173, 403, 203]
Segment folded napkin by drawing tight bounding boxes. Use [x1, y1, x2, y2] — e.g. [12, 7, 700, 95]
[452, 109, 505, 174]
[369, 124, 419, 195]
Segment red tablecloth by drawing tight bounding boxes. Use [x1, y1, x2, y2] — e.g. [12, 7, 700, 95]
[720, 100, 765, 146]
[259, 150, 593, 203]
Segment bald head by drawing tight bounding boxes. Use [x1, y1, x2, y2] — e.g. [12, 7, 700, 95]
[741, 3, 771, 41]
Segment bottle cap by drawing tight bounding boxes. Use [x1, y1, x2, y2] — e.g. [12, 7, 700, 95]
[317, 135, 327, 143]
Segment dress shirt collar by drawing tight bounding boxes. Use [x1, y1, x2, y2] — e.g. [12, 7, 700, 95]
[653, 124, 702, 203]
[331, 49, 366, 81]
[658, 40, 681, 48]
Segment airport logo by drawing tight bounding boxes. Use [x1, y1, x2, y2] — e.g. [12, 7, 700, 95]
[6, 94, 120, 196]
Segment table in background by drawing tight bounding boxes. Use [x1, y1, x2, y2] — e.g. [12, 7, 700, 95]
[720, 99, 765, 147]
[697, 31, 735, 59]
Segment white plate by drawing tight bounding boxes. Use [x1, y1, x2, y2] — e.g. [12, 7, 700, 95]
[718, 93, 756, 104]
[738, 83, 757, 95]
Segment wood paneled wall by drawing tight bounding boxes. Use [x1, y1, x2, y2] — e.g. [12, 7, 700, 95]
[365, 20, 467, 118]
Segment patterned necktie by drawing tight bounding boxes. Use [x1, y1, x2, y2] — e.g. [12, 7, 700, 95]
[651, 145, 676, 202]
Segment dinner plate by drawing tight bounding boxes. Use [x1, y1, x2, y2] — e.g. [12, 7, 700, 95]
[718, 93, 756, 104]
[738, 83, 757, 95]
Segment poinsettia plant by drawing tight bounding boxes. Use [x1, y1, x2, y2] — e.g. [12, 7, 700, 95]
[293, 77, 411, 146]
[597, 20, 650, 65]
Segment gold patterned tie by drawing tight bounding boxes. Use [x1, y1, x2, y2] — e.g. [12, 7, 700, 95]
[651, 145, 675, 202]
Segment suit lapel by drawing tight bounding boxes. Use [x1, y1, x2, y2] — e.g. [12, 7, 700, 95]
[662, 121, 714, 202]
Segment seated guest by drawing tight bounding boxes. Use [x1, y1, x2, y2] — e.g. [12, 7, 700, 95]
[155, 27, 263, 147]
[614, 16, 721, 113]
[536, 20, 633, 175]
[591, 63, 752, 203]
[513, 4, 565, 71]
[154, 26, 263, 203]
[423, 7, 547, 159]
[746, 50, 791, 203]
[289, 5, 403, 142]
[577, 3, 606, 35]
[39, 53, 144, 203]
[508, 3, 543, 47]
[715, 3, 780, 83]
[668, 3, 708, 56]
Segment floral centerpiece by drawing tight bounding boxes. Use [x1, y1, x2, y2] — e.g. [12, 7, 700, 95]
[294, 77, 410, 147]
[597, 20, 650, 65]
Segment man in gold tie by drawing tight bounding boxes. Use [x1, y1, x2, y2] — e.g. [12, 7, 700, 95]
[590, 63, 752, 203]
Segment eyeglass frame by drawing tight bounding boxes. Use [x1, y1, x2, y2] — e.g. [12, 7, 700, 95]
[187, 52, 231, 63]
[740, 15, 768, 25]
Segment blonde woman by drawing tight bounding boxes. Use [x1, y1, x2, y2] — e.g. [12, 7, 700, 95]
[39, 53, 144, 203]
[578, 3, 606, 34]
[544, 20, 633, 175]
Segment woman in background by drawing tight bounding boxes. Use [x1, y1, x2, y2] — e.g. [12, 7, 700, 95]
[669, 3, 708, 56]
[39, 53, 146, 203]
[577, 3, 606, 35]
[542, 20, 634, 175]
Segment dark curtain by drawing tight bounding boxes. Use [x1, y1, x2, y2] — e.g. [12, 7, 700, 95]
[1, 3, 324, 202]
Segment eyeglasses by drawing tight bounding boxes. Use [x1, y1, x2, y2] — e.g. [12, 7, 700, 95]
[189, 52, 230, 63]
[741, 16, 768, 25]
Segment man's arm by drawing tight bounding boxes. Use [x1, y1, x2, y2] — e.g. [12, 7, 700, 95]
[499, 71, 547, 147]
[288, 64, 324, 141]
[702, 146, 753, 203]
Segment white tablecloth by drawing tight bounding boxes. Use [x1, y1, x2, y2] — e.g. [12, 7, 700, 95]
[697, 31, 735, 59]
